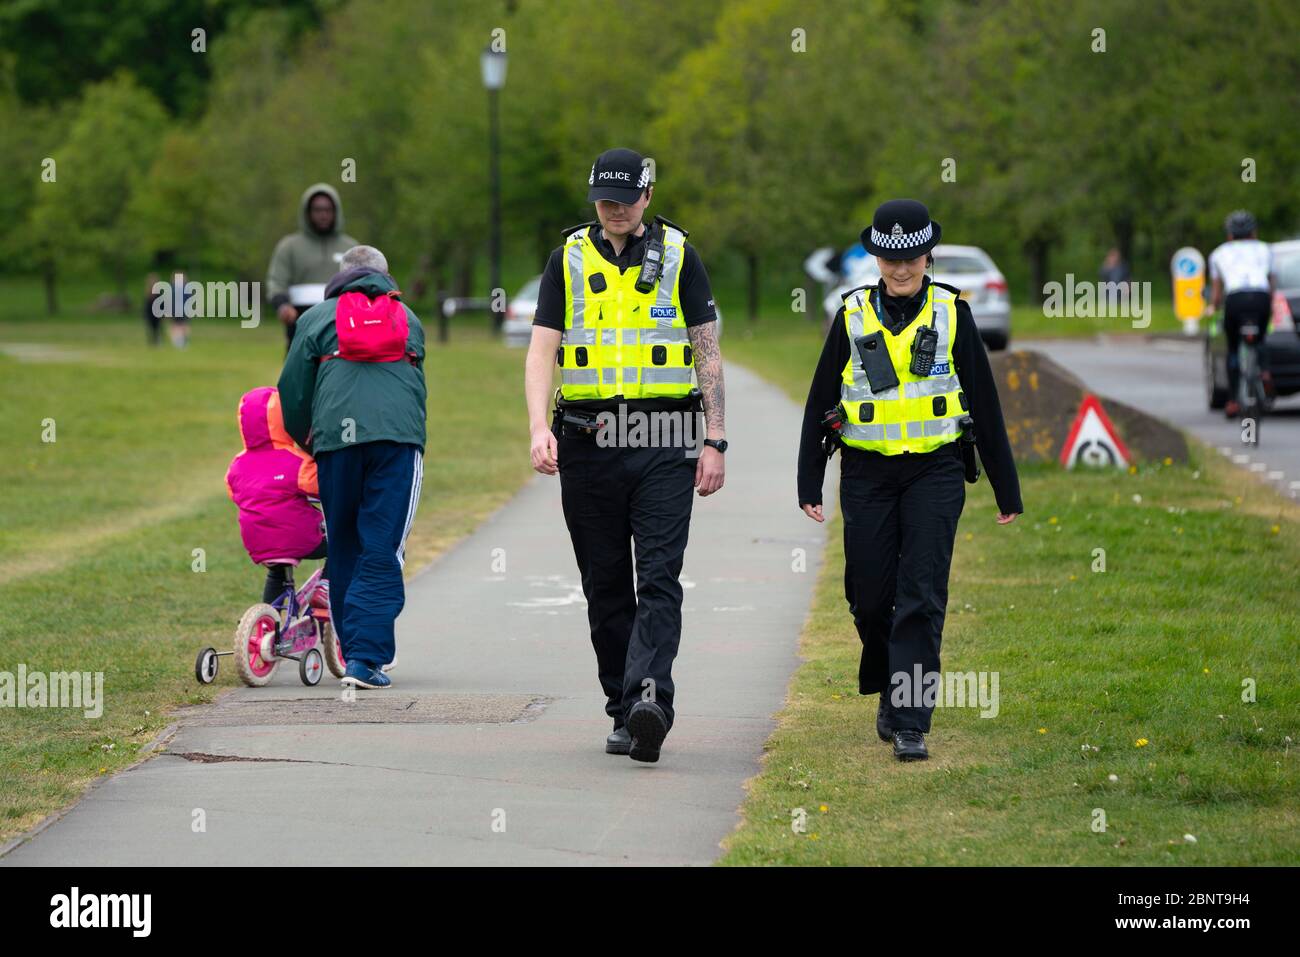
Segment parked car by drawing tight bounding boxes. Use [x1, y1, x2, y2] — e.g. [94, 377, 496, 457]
[1204, 239, 1300, 409]
[822, 243, 1011, 350]
[502, 275, 541, 348]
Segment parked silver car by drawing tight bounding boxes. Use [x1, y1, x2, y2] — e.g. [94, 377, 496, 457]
[823, 243, 1011, 350]
[502, 275, 541, 348]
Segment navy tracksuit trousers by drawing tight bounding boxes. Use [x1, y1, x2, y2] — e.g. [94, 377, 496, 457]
[316, 440, 423, 668]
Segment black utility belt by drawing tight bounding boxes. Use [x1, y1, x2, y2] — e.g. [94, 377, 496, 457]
[557, 397, 699, 414]
[553, 395, 703, 440]
[555, 389, 700, 416]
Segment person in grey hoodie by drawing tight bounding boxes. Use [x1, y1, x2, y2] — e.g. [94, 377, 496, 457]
[266, 183, 359, 351]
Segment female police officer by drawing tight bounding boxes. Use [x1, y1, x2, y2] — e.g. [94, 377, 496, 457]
[797, 199, 1022, 761]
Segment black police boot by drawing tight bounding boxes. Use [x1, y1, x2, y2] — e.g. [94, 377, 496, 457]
[606, 725, 631, 755]
[876, 697, 895, 743]
[891, 729, 929, 762]
[626, 701, 669, 763]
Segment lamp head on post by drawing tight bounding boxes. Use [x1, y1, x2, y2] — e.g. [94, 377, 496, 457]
[480, 46, 507, 91]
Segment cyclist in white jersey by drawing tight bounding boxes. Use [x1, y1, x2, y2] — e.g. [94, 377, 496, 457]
[1206, 210, 1275, 417]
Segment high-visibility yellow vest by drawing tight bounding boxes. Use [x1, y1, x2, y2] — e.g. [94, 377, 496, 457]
[839, 282, 967, 454]
[558, 222, 694, 401]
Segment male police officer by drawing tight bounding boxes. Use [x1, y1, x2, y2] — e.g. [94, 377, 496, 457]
[524, 148, 726, 763]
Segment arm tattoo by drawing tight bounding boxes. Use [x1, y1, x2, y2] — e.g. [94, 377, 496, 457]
[687, 320, 725, 436]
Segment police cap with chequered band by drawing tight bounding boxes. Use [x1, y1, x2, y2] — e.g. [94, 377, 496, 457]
[587, 147, 653, 204]
[860, 198, 942, 260]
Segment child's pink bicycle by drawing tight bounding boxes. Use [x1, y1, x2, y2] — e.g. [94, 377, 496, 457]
[194, 561, 345, 687]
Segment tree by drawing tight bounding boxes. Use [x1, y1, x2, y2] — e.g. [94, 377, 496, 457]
[26, 74, 168, 305]
[653, 0, 879, 322]
[0, 0, 331, 117]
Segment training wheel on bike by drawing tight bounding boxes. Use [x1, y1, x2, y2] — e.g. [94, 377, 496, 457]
[194, 647, 219, 684]
[299, 647, 324, 686]
[233, 603, 282, 687]
[320, 619, 347, 678]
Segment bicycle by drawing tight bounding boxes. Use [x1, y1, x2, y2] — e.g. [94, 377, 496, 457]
[1234, 317, 1271, 442]
[194, 562, 345, 687]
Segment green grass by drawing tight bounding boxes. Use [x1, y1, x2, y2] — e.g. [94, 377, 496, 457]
[718, 328, 1299, 866]
[0, 291, 534, 844]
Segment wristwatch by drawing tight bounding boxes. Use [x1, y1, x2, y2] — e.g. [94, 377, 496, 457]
[703, 438, 728, 454]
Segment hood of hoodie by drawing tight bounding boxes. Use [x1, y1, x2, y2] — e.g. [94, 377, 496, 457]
[298, 182, 345, 237]
[324, 268, 400, 301]
[237, 386, 297, 452]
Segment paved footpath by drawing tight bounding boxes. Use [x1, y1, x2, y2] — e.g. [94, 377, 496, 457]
[3, 362, 830, 866]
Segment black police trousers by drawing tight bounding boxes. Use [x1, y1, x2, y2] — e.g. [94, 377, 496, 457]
[840, 441, 966, 733]
[558, 434, 695, 731]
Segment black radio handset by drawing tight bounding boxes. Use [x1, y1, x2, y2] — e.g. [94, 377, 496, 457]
[910, 324, 938, 375]
[635, 221, 667, 294]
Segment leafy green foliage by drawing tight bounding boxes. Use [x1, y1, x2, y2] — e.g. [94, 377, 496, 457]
[2, 0, 1297, 312]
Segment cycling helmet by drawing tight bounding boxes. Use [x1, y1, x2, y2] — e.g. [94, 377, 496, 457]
[1225, 209, 1256, 238]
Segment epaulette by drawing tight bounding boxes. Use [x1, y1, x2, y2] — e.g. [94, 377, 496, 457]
[562, 220, 598, 238]
[653, 214, 689, 239]
[840, 283, 872, 303]
[933, 280, 963, 297]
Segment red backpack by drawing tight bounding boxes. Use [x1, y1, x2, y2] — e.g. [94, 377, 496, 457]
[323, 290, 412, 363]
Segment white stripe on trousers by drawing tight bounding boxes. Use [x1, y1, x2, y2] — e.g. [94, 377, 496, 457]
[396, 450, 424, 568]
[321, 510, 340, 640]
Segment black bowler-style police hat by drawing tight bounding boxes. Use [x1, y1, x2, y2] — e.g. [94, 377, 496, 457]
[861, 198, 942, 260]
[587, 147, 652, 204]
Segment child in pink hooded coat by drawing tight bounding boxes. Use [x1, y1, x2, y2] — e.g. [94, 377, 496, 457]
[226, 386, 327, 604]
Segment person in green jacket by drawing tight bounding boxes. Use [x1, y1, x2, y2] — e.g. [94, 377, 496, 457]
[277, 245, 427, 690]
[266, 183, 359, 352]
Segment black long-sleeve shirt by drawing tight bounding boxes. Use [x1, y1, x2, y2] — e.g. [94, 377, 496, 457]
[797, 277, 1024, 515]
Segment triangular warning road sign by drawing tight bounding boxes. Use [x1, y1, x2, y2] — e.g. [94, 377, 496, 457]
[1060, 394, 1131, 469]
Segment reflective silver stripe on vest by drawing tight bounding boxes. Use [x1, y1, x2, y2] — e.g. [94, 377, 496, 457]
[932, 294, 952, 358]
[641, 328, 690, 345]
[842, 423, 884, 441]
[623, 366, 640, 383]
[602, 367, 618, 385]
[846, 419, 960, 443]
[590, 327, 689, 347]
[565, 328, 597, 346]
[566, 237, 586, 329]
[903, 375, 961, 398]
[641, 368, 693, 384]
[841, 422, 902, 442]
[562, 369, 598, 385]
[654, 227, 686, 311]
[844, 290, 871, 399]
[906, 417, 963, 438]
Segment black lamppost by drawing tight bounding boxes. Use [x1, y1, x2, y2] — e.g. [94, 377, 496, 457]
[481, 45, 507, 332]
